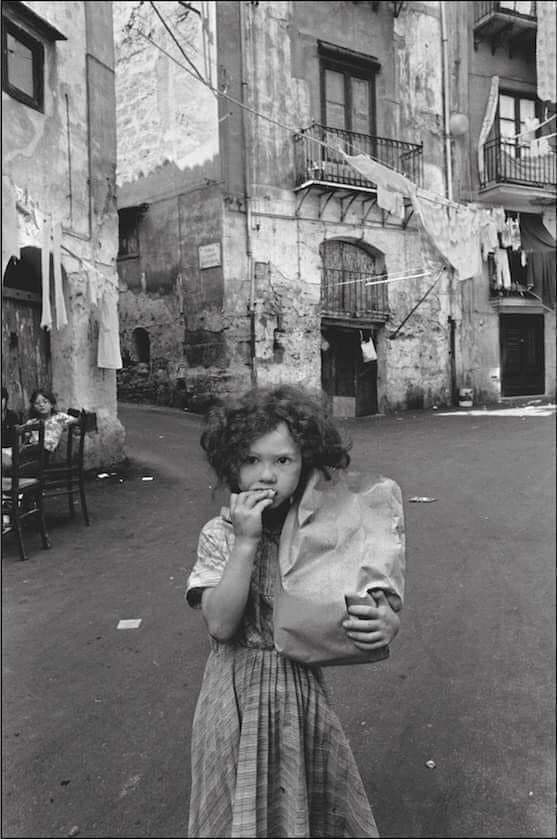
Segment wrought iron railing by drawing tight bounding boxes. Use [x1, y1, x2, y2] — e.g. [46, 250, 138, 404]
[321, 268, 389, 319]
[480, 137, 556, 190]
[294, 124, 423, 190]
[474, 1, 537, 23]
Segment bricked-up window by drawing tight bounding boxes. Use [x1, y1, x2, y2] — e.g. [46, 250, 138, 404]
[2, 18, 44, 112]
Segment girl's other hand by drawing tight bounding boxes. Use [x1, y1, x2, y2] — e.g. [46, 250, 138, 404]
[230, 489, 276, 541]
[342, 589, 400, 650]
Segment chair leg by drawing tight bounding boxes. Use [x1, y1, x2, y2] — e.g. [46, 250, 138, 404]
[68, 482, 75, 518]
[37, 496, 51, 550]
[13, 515, 28, 561]
[79, 479, 90, 526]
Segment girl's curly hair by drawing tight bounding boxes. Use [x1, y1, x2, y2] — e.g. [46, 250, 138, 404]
[200, 384, 351, 491]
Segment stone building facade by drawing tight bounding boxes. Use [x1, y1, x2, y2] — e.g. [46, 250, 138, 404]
[445, 1, 556, 404]
[114, 1, 552, 416]
[2, 0, 125, 466]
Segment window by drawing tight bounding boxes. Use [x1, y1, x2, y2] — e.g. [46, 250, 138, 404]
[118, 209, 140, 259]
[2, 18, 44, 111]
[319, 42, 378, 137]
[498, 92, 538, 156]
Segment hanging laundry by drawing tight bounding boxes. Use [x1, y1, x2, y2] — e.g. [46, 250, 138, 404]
[491, 207, 507, 233]
[97, 286, 122, 369]
[40, 215, 53, 331]
[2, 177, 18, 280]
[15, 189, 42, 250]
[509, 218, 521, 251]
[51, 222, 68, 329]
[500, 220, 512, 249]
[377, 186, 404, 219]
[494, 247, 512, 289]
[480, 216, 499, 260]
[521, 250, 528, 268]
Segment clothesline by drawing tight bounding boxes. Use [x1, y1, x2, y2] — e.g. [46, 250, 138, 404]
[330, 269, 433, 288]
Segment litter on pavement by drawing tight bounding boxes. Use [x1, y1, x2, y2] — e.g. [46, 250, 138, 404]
[116, 619, 142, 630]
[408, 496, 438, 503]
[425, 760, 436, 769]
[141, 476, 154, 481]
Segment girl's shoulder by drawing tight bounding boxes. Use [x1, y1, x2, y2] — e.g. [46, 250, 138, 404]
[199, 508, 235, 549]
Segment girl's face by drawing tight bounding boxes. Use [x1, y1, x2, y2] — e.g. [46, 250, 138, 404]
[33, 394, 53, 417]
[238, 422, 303, 509]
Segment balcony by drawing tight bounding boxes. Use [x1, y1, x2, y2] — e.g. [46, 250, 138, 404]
[479, 137, 556, 207]
[473, 2, 537, 54]
[321, 268, 389, 323]
[294, 124, 423, 195]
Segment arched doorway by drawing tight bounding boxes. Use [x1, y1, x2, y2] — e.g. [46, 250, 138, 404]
[2, 247, 52, 414]
[132, 327, 150, 363]
[320, 239, 387, 417]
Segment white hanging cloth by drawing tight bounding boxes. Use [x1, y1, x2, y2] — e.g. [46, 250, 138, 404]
[97, 286, 123, 369]
[52, 221, 68, 329]
[40, 216, 53, 331]
[477, 76, 499, 183]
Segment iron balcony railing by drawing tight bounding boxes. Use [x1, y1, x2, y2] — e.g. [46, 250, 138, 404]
[294, 124, 424, 190]
[480, 137, 556, 190]
[321, 268, 389, 320]
[474, 1, 537, 24]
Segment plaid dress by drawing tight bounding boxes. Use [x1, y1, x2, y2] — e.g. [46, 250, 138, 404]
[186, 508, 379, 839]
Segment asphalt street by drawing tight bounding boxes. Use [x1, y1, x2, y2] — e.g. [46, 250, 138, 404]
[2, 400, 555, 839]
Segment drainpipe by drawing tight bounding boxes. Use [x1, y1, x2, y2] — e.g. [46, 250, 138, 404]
[439, 0, 453, 202]
[239, 1, 256, 385]
[440, 0, 458, 405]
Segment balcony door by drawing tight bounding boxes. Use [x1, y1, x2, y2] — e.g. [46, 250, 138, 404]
[319, 42, 377, 160]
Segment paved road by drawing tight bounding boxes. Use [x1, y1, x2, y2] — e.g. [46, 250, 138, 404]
[2, 401, 555, 838]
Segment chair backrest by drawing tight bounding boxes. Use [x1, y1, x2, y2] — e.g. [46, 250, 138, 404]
[62, 410, 98, 470]
[9, 420, 47, 492]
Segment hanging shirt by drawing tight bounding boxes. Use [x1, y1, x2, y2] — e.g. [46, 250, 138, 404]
[97, 286, 123, 369]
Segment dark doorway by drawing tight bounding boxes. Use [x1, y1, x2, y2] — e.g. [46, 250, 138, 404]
[321, 325, 377, 417]
[500, 313, 544, 396]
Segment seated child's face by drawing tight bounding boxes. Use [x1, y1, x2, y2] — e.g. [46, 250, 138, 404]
[238, 422, 303, 508]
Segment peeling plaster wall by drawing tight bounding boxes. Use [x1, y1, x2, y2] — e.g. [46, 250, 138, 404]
[114, 1, 224, 408]
[2, 1, 125, 467]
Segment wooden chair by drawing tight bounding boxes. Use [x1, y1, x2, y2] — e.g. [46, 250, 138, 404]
[41, 410, 97, 525]
[1, 420, 51, 561]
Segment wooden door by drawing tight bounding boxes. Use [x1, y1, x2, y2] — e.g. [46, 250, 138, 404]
[2, 251, 51, 414]
[500, 314, 544, 396]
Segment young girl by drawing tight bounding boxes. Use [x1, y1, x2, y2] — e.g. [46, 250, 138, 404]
[27, 389, 77, 453]
[185, 384, 401, 838]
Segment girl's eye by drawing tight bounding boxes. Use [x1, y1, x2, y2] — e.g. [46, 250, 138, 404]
[277, 457, 291, 465]
[245, 456, 258, 465]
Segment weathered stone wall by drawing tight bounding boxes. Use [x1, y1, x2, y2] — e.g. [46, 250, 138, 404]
[2, 1, 125, 467]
